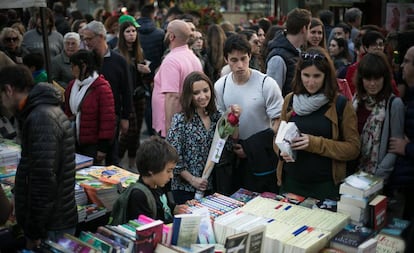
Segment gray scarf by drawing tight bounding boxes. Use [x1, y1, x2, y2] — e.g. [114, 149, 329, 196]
[292, 94, 329, 116]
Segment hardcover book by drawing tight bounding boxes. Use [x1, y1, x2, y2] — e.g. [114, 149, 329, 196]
[367, 195, 387, 231]
[135, 219, 164, 253]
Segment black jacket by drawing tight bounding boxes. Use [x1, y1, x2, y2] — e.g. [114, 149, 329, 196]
[15, 83, 77, 240]
[266, 31, 300, 96]
[137, 17, 165, 80]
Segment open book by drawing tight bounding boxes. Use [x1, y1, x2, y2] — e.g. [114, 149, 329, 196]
[275, 121, 300, 160]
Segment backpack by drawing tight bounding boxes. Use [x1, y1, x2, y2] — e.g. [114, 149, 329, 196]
[110, 182, 157, 225]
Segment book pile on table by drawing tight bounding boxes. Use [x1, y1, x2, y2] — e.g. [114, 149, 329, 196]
[337, 171, 385, 228]
[0, 139, 20, 185]
[239, 196, 350, 253]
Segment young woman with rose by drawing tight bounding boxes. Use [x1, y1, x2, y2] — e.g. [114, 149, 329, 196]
[276, 46, 360, 200]
[166, 71, 241, 204]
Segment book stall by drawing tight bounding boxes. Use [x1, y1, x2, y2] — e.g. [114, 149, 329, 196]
[0, 140, 411, 253]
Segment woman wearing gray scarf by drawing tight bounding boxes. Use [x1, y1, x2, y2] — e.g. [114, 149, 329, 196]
[275, 47, 360, 200]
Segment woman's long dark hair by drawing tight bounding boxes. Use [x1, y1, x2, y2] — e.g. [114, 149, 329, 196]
[292, 46, 338, 101]
[117, 21, 144, 65]
[181, 71, 217, 122]
[356, 52, 393, 103]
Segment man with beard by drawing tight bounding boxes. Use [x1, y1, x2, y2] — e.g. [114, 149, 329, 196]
[152, 19, 202, 137]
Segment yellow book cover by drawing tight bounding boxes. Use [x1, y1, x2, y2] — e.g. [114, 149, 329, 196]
[88, 165, 139, 188]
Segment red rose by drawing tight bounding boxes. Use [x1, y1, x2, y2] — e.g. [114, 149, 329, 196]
[227, 112, 239, 126]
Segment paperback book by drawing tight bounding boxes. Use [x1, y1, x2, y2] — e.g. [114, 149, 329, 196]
[275, 120, 300, 160]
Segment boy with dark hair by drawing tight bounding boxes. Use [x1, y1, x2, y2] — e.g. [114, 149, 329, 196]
[111, 136, 189, 225]
[22, 53, 47, 84]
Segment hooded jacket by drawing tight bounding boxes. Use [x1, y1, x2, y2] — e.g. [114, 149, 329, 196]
[266, 31, 300, 96]
[137, 17, 165, 78]
[15, 83, 77, 240]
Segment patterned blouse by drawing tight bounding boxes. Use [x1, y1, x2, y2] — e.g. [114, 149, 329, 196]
[166, 111, 221, 192]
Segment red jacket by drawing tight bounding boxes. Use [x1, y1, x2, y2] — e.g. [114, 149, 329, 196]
[65, 75, 116, 152]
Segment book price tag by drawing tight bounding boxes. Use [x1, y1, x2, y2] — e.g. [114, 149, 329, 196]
[211, 138, 226, 163]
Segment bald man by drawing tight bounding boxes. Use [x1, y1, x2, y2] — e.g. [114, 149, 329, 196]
[152, 20, 203, 137]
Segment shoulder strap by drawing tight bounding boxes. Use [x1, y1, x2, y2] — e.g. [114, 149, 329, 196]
[336, 94, 348, 141]
[261, 75, 268, 104]
[110, 182, 157, 225]
[134, 182, 157, 219]
[336, 94, 347, 123]
[388, 96, 396, 137]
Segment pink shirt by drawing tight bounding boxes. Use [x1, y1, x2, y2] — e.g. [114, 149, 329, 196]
[152, 45, 203, 137]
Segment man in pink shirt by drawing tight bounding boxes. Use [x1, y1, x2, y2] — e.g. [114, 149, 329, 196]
[152, 19, 203, 137]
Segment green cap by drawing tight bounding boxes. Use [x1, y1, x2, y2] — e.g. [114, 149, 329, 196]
[119, 15, 140, 28]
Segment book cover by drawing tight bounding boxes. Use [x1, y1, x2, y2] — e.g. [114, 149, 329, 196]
[282, 192, 306, 205]
[341, 171, 384, 198]
[380, 217, 411, 237]
[79, 231, 113, 253]
[367, 195, 387, 231]
[275, 120, 300, 160]
[97, 225, 135, 252]
[92, 232, 124, 253]
[57, 233, 99, 253]
[375, 233, 406, 253]
[230, 188, 260, 203]
[171, 214, 202, 249]
[191, 207, 216, 244]
[75, 153, 94, 170]
[224, 231, 249, 253]
[138, 214, 173, 245]
[40, 240, 72, 253]
[88, 165, 139, 188]
[0, 164, 17, 178]
[330, 224, 374, 253]
[136, 219, 164, 253]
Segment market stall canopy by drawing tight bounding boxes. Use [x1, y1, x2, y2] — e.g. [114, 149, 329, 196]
[1, 0, 46, 9]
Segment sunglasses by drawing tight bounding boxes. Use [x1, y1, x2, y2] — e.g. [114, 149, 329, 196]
[4, 37, 18, 42]
[301, 52, 325, 61]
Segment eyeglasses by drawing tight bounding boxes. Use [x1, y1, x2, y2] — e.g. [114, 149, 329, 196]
[83, 35, 96, 42]
[4, 37, 18, 42]
[301, 53, 325, 61]
[370, 42, 384, 48]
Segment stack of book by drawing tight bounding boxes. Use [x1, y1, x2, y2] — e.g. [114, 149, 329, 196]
[187, 192, 245, 220]
[80, 179, 120, 212]
[87, 165, 140, 188]
[375, 217, 410, 253]
[337, 171, 384, 227]
[75, 153, 94, 170]
[0, 139, 20, 185]
[239, 196, 349, 253]
[0, 139, 21, 168]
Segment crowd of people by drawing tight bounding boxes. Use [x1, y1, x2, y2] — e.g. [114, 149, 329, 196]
[0, 2, 413, 251]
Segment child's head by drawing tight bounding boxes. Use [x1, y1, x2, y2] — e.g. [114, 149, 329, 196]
[23, 53, 44, 72]
[136, 136, 178, 180]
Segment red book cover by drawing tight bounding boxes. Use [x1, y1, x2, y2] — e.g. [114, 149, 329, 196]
[135, 219, 164, 253]
[368, 194, 387, 231]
